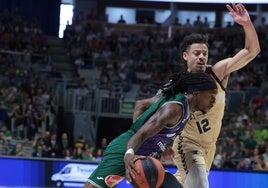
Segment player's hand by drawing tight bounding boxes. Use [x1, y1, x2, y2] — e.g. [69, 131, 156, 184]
[124, 154, 145, 182]
[226, 3, 250, 25]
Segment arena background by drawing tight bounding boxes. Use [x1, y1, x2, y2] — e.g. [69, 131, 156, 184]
[0, 156, 268, 188]
[0, 0, 268, 187]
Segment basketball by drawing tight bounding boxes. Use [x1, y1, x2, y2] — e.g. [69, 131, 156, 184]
[131, 157, 165, 188]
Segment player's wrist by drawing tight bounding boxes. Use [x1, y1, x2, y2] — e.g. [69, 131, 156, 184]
[124, 148, 134, 159]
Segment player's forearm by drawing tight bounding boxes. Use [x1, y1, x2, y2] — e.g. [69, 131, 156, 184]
[243, 20, 260, 58]
[132, 101, 147, 122]
[126, 133, 145, 153]
[133, 97, 158, 122]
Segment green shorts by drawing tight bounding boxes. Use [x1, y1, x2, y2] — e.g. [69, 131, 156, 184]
[88, 130, 135, 188]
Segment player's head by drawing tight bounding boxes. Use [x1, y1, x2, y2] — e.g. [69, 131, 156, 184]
[161, 72, 217, 113]
[180, 33, 209, 73]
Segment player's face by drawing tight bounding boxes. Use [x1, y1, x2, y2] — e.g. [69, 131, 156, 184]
[183, 43, 209, 73]
[196, 89, 217, 114]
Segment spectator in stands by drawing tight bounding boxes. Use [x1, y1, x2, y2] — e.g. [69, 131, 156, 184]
[94, 148, 103, 163]
[27, 122, 38, 141]
[226, 21, 233, 28]
[212, 148, 224, 168]
[73, 147, 84, 160]
[84, 141, 95, 153]
[0, 125, 12, 154]
[47, 133, 61, 158]
[58, 132, 73, 158]
[44, 105, 54, 133]
[1, 101, 13, 131]
[236, 158, 252, 170]
[136, 81, 153, 100]
[126, 66, 137, 84]
[99, 67, 112, 90]
[32, 132, 44, 156]
[253, 16, 267, 30]
[236, 122, 247, 142]
[1, 125, 12, 140]
[9, 143, 25, 156]
[36, 30, 49, 53]
[262, 96, 268, 115]
[42, 131, 51, 146]
[193, 15, 203, 28]
[74, 55, 85, 71]
[254, 123, 268, 143]
[250, 147, 261, 167]
[262, 145, 268, 163]
[32, 99, 46, 134]
[221, 138, 242, 167]
[100, 137, 108, 150]
[257, 139, 267, 155]
[93, 138, 108, 162]
[32, 144, 47, 157]
[64, 148, 73, 160]
[83, 148, 95, 161]
[253, 155, 268, 171]
[0, 130, 5, 154]
[14, 103, 28, 139]
[1, 28, 12, 48]
[35, 87, 49, 108]
[183, 18, 192, 28]
[117, 15, 126, 24]
[74, 134, 86, 151]
[74, 78, 90, 110]
[74, 78, 90, 95]
[236, 109, 249, 127]
[101, 45, 113, 60]
[203, 17, 210, 28]
[0, 100, 8, 126]
[173, 17, 181, 26]
[243, 131, 259, 155]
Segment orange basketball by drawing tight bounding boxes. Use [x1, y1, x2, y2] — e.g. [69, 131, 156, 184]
[131, 157, 165, 188]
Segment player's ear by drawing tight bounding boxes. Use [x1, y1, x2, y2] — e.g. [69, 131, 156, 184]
[182, 51, 188, 61]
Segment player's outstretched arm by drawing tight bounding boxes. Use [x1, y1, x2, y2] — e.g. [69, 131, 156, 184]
[213, 3, 260, 82]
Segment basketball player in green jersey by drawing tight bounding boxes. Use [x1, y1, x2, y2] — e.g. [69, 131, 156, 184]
[84, 72, 217, 188]
[133, 3, 260, 188]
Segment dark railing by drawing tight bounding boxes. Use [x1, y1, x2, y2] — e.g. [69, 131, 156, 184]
[54, 79, 135, 119]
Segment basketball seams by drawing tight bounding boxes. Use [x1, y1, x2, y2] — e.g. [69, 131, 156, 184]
[133, 158, 150, 188]
[141, 158, 158, 188]
[132, 157, 165, 188]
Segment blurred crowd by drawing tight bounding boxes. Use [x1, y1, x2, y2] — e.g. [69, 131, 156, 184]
[0, 8, 268, 171]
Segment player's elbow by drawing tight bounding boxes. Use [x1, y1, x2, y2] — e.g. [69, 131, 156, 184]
[256, 46, 261, 56]
[140, 132, 149, 143]
[253, 45, 261, 57]
[245, 47, 260, 62]
[249, 44, 261, 58]
[134, 99, 148, 112]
